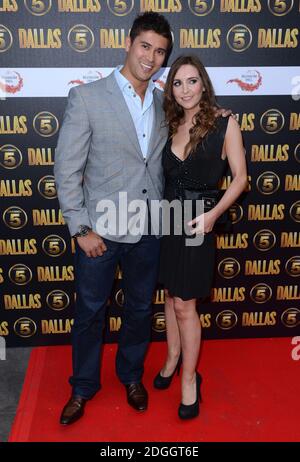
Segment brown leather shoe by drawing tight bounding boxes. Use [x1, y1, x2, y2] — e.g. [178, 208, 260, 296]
[60, 395, 87, 425]
[125, 383, 148, 411]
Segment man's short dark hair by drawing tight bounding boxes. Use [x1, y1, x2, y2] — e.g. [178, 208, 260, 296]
[130, 12, 173, 52]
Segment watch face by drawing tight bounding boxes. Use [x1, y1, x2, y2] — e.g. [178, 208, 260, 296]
[73, 225, 90, 238]
[78, 225, 90, 236]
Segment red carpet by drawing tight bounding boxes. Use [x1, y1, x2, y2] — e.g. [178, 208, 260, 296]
[9, 338, 300, 442]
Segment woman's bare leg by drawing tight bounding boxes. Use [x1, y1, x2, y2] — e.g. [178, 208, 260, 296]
[173, 297, 201, 405]
[160, 289, 181, 377]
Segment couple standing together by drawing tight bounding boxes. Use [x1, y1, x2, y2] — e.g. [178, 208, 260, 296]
[55, 12, 247, 425]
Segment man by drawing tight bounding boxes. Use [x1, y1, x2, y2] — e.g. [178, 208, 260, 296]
[55, 12, 172, 425]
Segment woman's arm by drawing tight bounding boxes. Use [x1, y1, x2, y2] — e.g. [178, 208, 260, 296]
[189, 116, 248, 234]
[209, 116, 248, 221]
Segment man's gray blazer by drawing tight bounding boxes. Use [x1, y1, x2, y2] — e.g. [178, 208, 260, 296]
[54, 72, 168, 243]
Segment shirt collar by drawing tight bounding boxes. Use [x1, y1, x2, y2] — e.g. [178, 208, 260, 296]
[114, 65, 156, 95]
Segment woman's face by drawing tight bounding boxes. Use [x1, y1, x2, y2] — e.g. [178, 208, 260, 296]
[172, 64, 205, 112]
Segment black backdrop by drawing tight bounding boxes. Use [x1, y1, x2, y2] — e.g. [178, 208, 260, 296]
[0, 0, 299, 346]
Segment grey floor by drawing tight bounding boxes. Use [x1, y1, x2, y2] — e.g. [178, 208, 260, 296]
[0, 347, 32, 442]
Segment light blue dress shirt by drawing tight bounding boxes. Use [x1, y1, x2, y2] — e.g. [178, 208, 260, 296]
[114, 66, 155, 159]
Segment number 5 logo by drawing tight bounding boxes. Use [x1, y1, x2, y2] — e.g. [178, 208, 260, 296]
[268, 0, 294, 16]
[188, 0, 215, 16]
[226, 24, 252, 52]
[107, 0, 134, 16]
[24, 0, 52, 16]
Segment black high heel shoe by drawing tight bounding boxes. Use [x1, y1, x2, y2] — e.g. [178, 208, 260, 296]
[153, 354, 182, 390]
[178, 371, 202, 420]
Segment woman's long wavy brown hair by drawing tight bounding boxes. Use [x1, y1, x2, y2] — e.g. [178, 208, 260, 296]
[163, 55, 218, 158]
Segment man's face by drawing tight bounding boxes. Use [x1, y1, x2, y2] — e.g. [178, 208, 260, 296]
[123, 30, 169, 84]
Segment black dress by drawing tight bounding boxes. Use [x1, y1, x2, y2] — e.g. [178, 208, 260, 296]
[158, 116, 230, 301]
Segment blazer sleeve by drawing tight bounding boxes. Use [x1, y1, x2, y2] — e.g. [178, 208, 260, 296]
[54, 86, 92, 236]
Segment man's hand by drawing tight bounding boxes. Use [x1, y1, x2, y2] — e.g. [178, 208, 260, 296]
[76, 231, 107, 257]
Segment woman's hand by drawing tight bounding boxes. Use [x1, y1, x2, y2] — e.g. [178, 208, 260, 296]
[187, 210, 217, 235]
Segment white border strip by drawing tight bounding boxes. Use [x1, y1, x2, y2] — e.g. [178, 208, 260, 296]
[0, 67, 300, 98]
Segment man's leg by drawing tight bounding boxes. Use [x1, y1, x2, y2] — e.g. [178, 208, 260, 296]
[116, 235, 161, 384]
[70, 240, 120, 398]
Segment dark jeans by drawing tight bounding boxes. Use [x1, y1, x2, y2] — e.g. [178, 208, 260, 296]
[69, 235, 161, 398]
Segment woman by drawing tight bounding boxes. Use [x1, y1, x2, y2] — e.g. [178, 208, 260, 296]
[155, 56, 248, 419]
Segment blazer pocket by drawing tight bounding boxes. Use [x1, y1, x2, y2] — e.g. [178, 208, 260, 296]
[104, 159, 123, 178]
[90, 159, 125, 196]
[103, 175, 125, 193]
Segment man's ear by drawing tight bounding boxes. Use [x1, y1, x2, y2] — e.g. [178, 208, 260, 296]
[125, 36, 132, 52]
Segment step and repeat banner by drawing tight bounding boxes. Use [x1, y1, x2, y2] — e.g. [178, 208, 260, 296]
[0, 0, 300, 346]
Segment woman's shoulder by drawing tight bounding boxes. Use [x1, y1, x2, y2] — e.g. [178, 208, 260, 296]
[216, 114, 231, 129]
[215, 114, 242, 141]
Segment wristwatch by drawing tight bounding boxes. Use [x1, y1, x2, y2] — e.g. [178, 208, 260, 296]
[73, 225, 91, 238]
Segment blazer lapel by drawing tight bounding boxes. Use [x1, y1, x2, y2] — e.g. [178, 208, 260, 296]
[147, 89, 167, 159]
[105, 73, 143, 158]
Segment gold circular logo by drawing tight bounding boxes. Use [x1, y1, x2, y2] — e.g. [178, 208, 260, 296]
[42, 235, 66, 257]
[215, 310, 237, 330]
[285, 256, 300, 277]
[228, 203, 243, 224]
[3, 206, 28, 229]
[294, 144, 300, 163]
[289, 200, 300, 223]
[0, 144, 22, 169]
[250, 283, 272, 304]
[267, 0, 294, 16]
[226, 24, 252, 52]
[0, 24, 13, 53]
[253, 229, 276, 251]
[107, 0, 134, 16]
[24, 0, 52, 15]
[33, 111, 59, 137]
[218, 257, 240, 279]
[280, 307, 300, 328]
[68, 24, 95, 52]
[260, 109, 285, 134]
[37, 175, 57, 199]
[152, 312, 166, 333]
[256, 171, 280, 195]
[188, 0, 215, 16]
[115, 288, 124, 307]
[14, 317, 37, 338]
[9, 264, 32, 285]
[46, 290, 70, 311]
